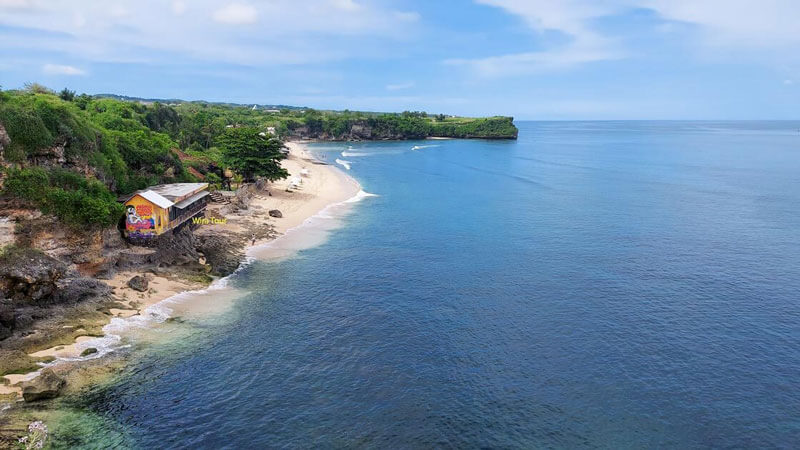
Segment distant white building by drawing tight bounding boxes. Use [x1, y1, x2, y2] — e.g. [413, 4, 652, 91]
[252, 105, 258, 110]
[265, 109, 280, 113]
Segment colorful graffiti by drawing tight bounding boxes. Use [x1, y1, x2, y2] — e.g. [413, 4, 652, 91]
[126, 204, 155, 232]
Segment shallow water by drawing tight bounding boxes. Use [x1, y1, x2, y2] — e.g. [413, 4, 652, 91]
[55, 122, 800, 448]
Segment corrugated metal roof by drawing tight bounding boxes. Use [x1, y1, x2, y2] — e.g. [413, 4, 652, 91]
[137, 190, 174, 209]
[147, 183, 208, 201]
[173, 190, 210, 209]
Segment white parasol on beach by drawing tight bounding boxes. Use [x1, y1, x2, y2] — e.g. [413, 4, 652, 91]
[288, 176, 303, 189]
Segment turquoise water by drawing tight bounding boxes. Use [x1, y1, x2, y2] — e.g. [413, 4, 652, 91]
[62, 122, 800, 448]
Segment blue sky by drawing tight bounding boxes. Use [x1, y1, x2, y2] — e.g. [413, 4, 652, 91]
[1, 0, 799, 119]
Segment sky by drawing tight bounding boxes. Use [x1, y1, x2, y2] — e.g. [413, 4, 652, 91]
[1, 0, 799, 119]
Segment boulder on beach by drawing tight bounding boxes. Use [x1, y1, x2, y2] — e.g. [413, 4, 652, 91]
[21, 368, 66, 402]
[268, 209, 283, 218]
[126, 275, 149, 292]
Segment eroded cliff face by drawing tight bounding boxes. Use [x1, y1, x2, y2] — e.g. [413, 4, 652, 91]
[0, 120, 116, 192]
[0, 123, 10, 188]
[0, 123, 10, 160]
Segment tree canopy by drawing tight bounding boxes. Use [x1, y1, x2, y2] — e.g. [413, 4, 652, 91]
[217, 127, 288, 182]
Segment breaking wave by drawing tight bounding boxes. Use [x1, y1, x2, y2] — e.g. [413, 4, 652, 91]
[50, 268, 243, 364]
[341, 151, 374, 157]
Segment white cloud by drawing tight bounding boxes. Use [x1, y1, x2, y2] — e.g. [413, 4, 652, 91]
[456, 0, 800, 78]
[0, 0, 33, 8]
[109, 5, 129, 18]
[642, 0, 800, 48]
[456, 0, 624, 76]
[446, 45, 621, 77]
[386, 82, 415, 91]
[330, 0, 361, 12]
[212, 2, 258, 25]
[172, 0, 186, 15]
[172, 1, 186, 15]
[0, 1, 422, 66]
[393, 11, 420, 22]
[42, 63, 86, 75]
[73, 12, 86, 28]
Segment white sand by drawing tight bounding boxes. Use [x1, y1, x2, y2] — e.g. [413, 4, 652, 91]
[250, 141, 360, 238]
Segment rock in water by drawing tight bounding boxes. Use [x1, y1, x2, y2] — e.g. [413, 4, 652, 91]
[21, 368, 66, 402]
[80, 347, 98, 357]
[127, 275, 149, 292]
[268, 209, 283, 218]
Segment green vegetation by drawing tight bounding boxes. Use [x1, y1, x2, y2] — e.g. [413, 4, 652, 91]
[0, 85, 517, 227]
[217, 127, 288, 182]
[0, 89, 190, 195]
[3, 167, 124, 227]
[167, 105, 517, 141]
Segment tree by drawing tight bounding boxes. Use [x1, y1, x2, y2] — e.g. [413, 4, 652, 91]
[75, 93, 91, 110]
[24, 82, 54, 95]
[217, 127, 288, 182]
[59, 88, 76, 102]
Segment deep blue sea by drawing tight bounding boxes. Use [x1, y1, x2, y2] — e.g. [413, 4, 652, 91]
[62, 122, 800, 448]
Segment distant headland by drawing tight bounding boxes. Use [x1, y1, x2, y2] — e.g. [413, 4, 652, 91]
[93, 92, 519, 141]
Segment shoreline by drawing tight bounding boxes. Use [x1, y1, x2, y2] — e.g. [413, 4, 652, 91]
[0, 140, 362, 399]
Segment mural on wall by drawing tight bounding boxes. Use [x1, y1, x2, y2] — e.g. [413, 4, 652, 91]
[126, 204, 156, 234]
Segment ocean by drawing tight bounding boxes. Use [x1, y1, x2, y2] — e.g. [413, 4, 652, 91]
[55, 122, 800, 448]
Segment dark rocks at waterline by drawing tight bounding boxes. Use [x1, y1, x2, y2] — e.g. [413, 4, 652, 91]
[155, 226, 201, 266]
[21, 368, 66, 402]
[194, 234, 243, 277]
[126, 275, 149, 292]
[0, 275, 111, 341]
[80, 347, 98, 357]
[268, 209, 283, 218]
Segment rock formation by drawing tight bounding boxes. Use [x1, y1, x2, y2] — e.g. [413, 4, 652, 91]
[21, 368, 66, 402]
[126, 275, 149, 292]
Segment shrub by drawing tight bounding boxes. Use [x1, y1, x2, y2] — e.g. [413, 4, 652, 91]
[2, 167, 123, 227]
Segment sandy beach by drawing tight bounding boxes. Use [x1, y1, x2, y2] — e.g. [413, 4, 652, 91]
[0, 141, 360, 397]
[251, 141, 361, 237]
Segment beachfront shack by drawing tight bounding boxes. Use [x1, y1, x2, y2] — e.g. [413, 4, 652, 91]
[123, 183, 209, 243]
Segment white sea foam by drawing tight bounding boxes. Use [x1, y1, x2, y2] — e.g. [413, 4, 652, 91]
[411, 144, 440, 150]
[344, 189, 378, 203]
[341, 151, 373, 157]
[49, 265, 245, 364]
[335, 159, 352, 170]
